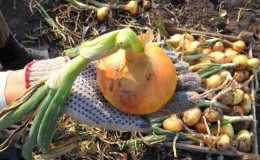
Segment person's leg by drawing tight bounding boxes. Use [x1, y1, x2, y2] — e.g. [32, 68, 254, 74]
[0, 11, 49, 70]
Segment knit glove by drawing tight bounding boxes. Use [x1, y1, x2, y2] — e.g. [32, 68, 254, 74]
[25, 51, 201, 132]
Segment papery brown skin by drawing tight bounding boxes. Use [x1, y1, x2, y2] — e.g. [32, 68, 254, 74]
[96, 43, 177, 115]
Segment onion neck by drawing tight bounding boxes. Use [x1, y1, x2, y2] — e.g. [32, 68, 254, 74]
[115, 28, 144, 54]
[79, 28, 144, 61]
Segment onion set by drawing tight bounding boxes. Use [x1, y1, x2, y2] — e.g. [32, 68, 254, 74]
[216, 134, 231, 150]
[144, 34, 258, 154]
[232, 129, 253, 152]
[182, 107, 202, 126]
[162, 114, 184, 132]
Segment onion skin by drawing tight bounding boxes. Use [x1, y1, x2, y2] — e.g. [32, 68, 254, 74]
[233, 129, 252, 152]
[217, 134, 231, 151]
[96, 43, 177, 115]
[163, 114, 184, 132]
[182, 107, 202, 126]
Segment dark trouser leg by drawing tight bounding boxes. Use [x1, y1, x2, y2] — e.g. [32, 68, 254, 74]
[0, 11, 48, 70]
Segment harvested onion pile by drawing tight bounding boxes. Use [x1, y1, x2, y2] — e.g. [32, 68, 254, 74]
[127, 33, 259, 155]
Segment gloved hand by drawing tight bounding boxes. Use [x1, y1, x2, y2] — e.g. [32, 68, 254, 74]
[26, 51, 201, 132]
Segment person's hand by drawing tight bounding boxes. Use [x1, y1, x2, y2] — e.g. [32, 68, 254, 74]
[26, 50, 201, 132]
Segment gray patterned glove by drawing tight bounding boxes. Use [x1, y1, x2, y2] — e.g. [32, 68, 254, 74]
[26, 51, 201, 132]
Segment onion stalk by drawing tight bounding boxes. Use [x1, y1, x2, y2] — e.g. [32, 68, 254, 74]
[189, 62, 237, 78]
[182, 53, 205, 62]
[220, 115, 254, 124]
[199, 99, 229, 109]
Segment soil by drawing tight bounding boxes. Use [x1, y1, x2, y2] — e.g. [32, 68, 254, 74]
[0, 0, 259, 159]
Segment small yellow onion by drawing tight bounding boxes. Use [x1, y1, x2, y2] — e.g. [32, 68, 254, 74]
[217, 90, 233, 105]
[216, 134, 231, 150]
[232, 54, 249, 70]
[167, 34, 184, 48]
[182, 107, 202, 126]
[203, 107, 222, 123]
[202, 48, 212, 55]
[211, 123, 234, 139]
[96, 7, 110, 22]
[225, 48, 239, 62]
[122, 0, 139, 15]
[211, 41, 224, 52]
[233, 70, 250, 83]
[233, 129, 253, 152]
[206, 74, 223, 89]
[183, 33, 195, 42]
[194, 117, 208, 134]
[163, 114, 184, 132]
[240, 93, 252, 114]
[184, 40, 202, 55]
[247, 58, 260, 89]
[209, 51, 228, 64]
[230, 89, 244, 106]
[142, 0, 151, 9]
[218, 70, 231, 79]
[230, 40, 246, 53]
[247, 58, 260, 69]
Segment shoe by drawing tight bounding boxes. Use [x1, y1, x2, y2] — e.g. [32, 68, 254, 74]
[1, 45, 49, 71]
[25, 46, 49, 61]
